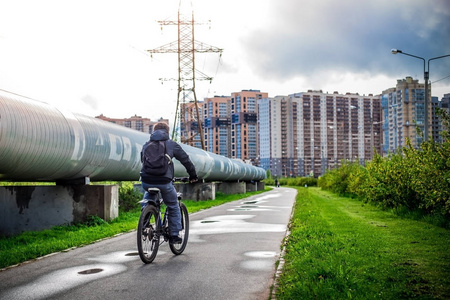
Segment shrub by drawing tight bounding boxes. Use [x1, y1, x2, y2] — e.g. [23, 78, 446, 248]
[278, 177, 317, 187]
[118, 182, 142, 212]
[318, 160, 360, 196]
[321, 137, 450, 220]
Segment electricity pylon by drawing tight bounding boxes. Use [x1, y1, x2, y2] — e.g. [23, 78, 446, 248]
[147, 0, 222, 149]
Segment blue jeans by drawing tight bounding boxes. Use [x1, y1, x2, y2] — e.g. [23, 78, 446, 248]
[141, 182, 181, 236]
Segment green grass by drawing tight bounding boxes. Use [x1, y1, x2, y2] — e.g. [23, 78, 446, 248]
[0, 189, 268, 270]
[275, 187, 450, 300]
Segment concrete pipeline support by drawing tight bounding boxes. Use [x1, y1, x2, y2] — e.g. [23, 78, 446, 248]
[0, 89, 266, 183]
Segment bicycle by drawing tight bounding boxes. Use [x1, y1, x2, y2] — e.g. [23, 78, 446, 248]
[137, 187, 189, 264]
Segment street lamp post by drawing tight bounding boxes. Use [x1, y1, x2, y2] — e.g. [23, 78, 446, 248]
[391, 49, 450, 141]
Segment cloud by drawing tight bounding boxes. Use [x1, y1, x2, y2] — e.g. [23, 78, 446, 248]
[81, 95, 99, 111]
[1, 0, 449, 121]
[242, 0, 450, 85]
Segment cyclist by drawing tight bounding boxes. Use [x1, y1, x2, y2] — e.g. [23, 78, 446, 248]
[140, 122, 198, 244]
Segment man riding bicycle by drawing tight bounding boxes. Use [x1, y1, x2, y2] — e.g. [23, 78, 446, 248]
[140, 122, 198, 244]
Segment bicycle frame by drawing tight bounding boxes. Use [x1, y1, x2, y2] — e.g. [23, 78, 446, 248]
[144, 188, 183, 243]
[146, 189, 168, 242]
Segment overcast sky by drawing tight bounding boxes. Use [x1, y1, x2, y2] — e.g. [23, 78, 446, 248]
[1, 0, 449, 123]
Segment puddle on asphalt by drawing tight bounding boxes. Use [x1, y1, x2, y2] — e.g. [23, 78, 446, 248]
[88, 251, 140, 263]
[0, 263, 127, 300]
[253, 194, 281, 200]
[227, 199, 284, 212]
[78, 268, 103, 275]
[228, 208, 274, 212]
[240, 260, 273, 271]
[240, 251, 278, 271]
[244, 251, 277, 258]
[189, 214, 286, 238]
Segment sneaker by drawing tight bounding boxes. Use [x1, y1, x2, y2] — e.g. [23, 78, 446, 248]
[169, 236, 182, 244]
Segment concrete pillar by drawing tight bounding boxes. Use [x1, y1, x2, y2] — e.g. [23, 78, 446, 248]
[216, 182, 247, 194]
[0, 185, 118, 236]
[174, 182, 215, 201]
[135, 182, 215, 201]
[246, 181, 265, 192]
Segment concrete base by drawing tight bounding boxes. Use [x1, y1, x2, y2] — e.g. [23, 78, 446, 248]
[246, 181, 265, 192]
[216, 182, 246, 194]
[174, 182, 215, 201]
[0, 185, 118, 236]
[134, 182, 215, 201]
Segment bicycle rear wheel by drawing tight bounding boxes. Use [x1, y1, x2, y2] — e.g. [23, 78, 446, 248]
[169, 202, 189, 255]
[137, 204, 160, 263]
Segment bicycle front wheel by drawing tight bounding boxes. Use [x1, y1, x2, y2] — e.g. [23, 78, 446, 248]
[169, 202, 189, 255]
[137, 204, 160, 263]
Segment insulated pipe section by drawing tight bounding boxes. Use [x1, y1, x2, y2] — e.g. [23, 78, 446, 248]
[0, 90, 266, 182]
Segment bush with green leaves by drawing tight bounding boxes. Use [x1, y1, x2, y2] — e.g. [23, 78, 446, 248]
[320, 135, 450, 222]
[318, 160, 360, 196]
[118, 181, 142, 212]
[263, 172, 317, 187]
[350, 140, 450, 218]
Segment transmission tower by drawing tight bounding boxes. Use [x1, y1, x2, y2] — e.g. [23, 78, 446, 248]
[147, 0, 223, 149]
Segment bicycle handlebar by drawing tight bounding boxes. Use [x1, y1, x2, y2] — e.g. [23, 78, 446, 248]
[173, 177, 201, 183]
[173, 177, 189, 183]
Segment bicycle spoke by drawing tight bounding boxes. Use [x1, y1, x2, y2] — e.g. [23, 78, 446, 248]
[137, 205, 160, 263]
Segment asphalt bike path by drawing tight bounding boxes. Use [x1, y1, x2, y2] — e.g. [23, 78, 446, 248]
[0, 187, 296, 300]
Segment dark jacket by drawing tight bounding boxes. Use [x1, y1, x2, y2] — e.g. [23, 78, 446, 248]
[140, 129, 197, 184]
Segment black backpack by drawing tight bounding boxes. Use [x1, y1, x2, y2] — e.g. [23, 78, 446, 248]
[142, 140, 172, 176]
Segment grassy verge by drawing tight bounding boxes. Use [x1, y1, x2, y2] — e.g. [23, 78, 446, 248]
[276, 187, 450, 299]
[0, 189, 268, 270]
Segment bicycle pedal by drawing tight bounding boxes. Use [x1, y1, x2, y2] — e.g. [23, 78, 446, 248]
[169, 236, 182, 244]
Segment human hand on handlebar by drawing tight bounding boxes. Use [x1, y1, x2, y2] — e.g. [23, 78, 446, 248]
[189, 175, 199, 183]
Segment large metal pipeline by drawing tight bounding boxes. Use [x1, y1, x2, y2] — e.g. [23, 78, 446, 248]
[0, 90, 266, 182]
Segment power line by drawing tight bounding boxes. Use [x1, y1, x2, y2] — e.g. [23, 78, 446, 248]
[432, 74, 450, 84]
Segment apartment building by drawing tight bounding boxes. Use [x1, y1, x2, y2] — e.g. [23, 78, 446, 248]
[432, 93, 450, 143]
[95, 114, 168, 134]
[381, 76, 429, 153]
[258, 91, 382, 178]
[432, 96, 440, 143]
[203, 96, 232, 156]
[230, 90, 268, 162]
[258, 95, 298, 177]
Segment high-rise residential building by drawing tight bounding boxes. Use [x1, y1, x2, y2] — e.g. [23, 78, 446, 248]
[180, 101, 204, 148]
[433, 93, 450, 143]
[95, 114, 168, 134]
[258, 90, 381, 177]
[432, 96, 441, 143]
[258, 95, 299, 177]
[203, 96, 232, 156]
[381, 76, 430, 154]
[441, 93, 450, 113]
[231, 90, 268, 162]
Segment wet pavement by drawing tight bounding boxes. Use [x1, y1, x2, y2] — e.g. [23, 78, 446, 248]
[0, 187, 296, 300]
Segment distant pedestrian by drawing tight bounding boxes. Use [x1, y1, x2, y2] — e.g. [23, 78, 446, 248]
[275, 179, 280, 188]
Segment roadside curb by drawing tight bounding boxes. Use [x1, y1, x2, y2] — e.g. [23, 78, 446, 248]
[271, 228, 291, 299]
[271, 190, 296, 299]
